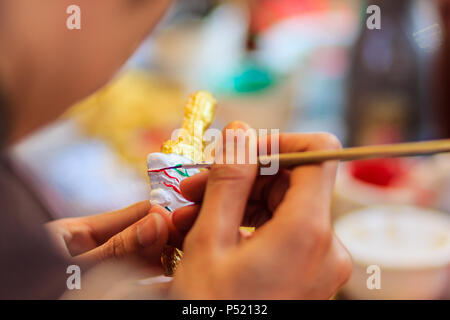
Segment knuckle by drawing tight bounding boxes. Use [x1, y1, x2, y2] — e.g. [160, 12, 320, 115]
[209, 165, 250, 184]
[303, 221, 332, 252]
[334, 247, 353, 286]
[183, 229, 214, 253]
[284, 215, 332, 254]
[227, 120, 245, 129]
[103, 233, 126, 260]
[315, 133, 342, 151]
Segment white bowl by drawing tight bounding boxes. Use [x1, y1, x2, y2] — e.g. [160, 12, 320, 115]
[334, 205, 450, 299]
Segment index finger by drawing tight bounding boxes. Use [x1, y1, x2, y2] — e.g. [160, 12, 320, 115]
[80, 201, 153, 244]
[180, 133, 340, 212]
[252, 133, 341, 253]
[277, 133, 341, 219]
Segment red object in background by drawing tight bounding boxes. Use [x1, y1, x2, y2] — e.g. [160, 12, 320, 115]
[249, 0, 329, 33]
[350, 158, 408, 187]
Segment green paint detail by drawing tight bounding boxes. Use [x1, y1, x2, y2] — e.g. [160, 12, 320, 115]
[174, 167, 190, 177]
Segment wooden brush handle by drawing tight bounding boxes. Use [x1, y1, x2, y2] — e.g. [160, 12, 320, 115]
[258, 139, 450, 167]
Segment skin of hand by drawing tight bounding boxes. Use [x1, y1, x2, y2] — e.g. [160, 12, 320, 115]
[46, 121, 352, 300]
[45, 201, 185, 278]
[170, 121, 353, 299]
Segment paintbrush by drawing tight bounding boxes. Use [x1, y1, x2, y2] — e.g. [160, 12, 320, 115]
[149, 139, 450, 172]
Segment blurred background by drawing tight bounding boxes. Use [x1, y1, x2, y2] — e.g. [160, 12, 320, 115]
[10, 0, 450, 299]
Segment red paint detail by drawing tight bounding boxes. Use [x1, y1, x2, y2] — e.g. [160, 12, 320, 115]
[148, 168, 168, 173]
[163, 182, 182, 195]
[164, 170, 180, 183]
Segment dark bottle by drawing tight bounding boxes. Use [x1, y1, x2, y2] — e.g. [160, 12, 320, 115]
[347, 0, 421, 146]
[435, 0, 450, 138]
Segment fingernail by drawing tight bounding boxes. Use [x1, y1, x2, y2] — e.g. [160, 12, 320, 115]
[137, 214, 162, 247]
[227, 121, 251, 131]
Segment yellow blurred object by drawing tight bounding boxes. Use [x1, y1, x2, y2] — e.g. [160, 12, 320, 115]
[161, 91, 217, 163]
[240, 227, 255, 233]
[67, 71, 186, 172]
[160, 91, 217, 276]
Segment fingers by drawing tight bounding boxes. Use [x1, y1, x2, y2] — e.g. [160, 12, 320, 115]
[172, 202, 271, 238]
[172, 205, 200, 233]
[250, 133, 341, 257]
[274, 133, 341, 220]
[79, 201, 152, 245]
[249, 169, 290, 211]
[179, 133, 339, 235]
[76, 206, 169, 268]
[181, 155, 290, 212]
[185, 121, 258, 251]
[180, 171, 208, 202]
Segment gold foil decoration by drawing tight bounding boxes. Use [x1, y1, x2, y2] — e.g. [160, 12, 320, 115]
[160, 91, 217, 276]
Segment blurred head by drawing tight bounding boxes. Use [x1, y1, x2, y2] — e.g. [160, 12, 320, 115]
[0, 0, 173, 145]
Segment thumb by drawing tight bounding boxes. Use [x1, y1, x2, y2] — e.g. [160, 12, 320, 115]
[186, 121, 258, 250]
[76, 210, 169, 267]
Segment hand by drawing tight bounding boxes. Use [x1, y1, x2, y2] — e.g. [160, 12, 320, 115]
[46, 201, 183, 276]
[170, 122, 352, 299]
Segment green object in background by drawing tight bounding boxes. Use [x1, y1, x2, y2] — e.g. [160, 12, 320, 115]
[233, 64, 273, 93]
[218, 60, 277, 95]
